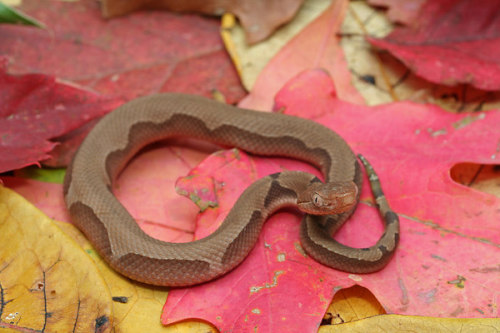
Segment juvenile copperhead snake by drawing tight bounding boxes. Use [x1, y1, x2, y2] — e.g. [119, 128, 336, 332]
[64, 93, 399, 286]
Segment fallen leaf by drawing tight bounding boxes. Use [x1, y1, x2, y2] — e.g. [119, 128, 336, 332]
[0, 57, 122, 172]
[319, 314, 500, 332]
[4, 70, 499, 331]
[112, 141, 214, 242]
[56, 221, 188, 333]
[0, 185, 112, 332]
[1, 177, 70, 222]
[0, 0, 245, 103]
[368, 0, 500, 91]
[0, 1, 44, 27]
[341, 1, 500, 111]
[319, 285, 500, 331]
[367, 0, 426, 25]
[162, 69, 500, 331]
[0, 0, 246, 167]
[239, 0, 364, 111]
[450, 163, 500, 198]
[0, 178, 216, 332]
[13, 165, 66, 184]
[325, 285, 386, 324]
[2, 2, 499, 331]
[221, 0, 331, 90]
[43, 117, 104, 168]
[1, 138, 211, 243]
[100, 0, 305, 44]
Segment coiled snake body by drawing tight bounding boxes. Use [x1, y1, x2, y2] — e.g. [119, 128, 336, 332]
[64, 93, 399, 286]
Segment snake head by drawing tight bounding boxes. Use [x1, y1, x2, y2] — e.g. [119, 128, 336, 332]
[297, 181, 358, 215]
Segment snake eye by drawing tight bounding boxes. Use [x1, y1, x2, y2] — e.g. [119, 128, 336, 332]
[313, 193, 321, 206]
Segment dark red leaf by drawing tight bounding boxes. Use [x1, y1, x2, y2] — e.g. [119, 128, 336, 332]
[0, 0, 245, 103]
[101, 0, 305, 44]
[368, 0, 500, 90]
[0, 0, 245, 167]
[0, 57, 122, 173]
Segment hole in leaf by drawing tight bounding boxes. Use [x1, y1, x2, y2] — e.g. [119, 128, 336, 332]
[450, 163, 500, 198]
[322, 285, 386, 326]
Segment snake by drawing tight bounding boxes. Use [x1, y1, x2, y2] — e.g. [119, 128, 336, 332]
[63, 93, 400, 287]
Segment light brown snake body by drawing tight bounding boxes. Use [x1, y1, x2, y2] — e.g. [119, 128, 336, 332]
[64, 93, 399, 286]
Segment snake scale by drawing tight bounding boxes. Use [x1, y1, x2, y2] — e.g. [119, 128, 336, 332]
[64, 93, 399, 286]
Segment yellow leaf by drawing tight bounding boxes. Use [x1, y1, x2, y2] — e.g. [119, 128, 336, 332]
[0, 185, 112, 332]
[319, 314, 500, 332]
[323, 285, 385, 325]
[320, 285, 500, 332]
[58, 216, 216, 333]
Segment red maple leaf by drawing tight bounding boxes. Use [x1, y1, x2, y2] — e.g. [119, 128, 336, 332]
[0, 57, 121, 173]
[162, 69, 499, 331]
[0, 0, 245, 103]
[0, 0, 246, 167]
[368, 0, 500, 90]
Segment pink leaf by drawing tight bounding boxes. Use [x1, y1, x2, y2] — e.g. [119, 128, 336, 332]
[5, 69, 498, 331]
[111, 142, 215, 242]
[368, 0, 500, 90]
[1, 177, 70, 222]
[1, 140, 211, 243]
[162, 69, 499, 331]
[239, 0, 363, 111]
